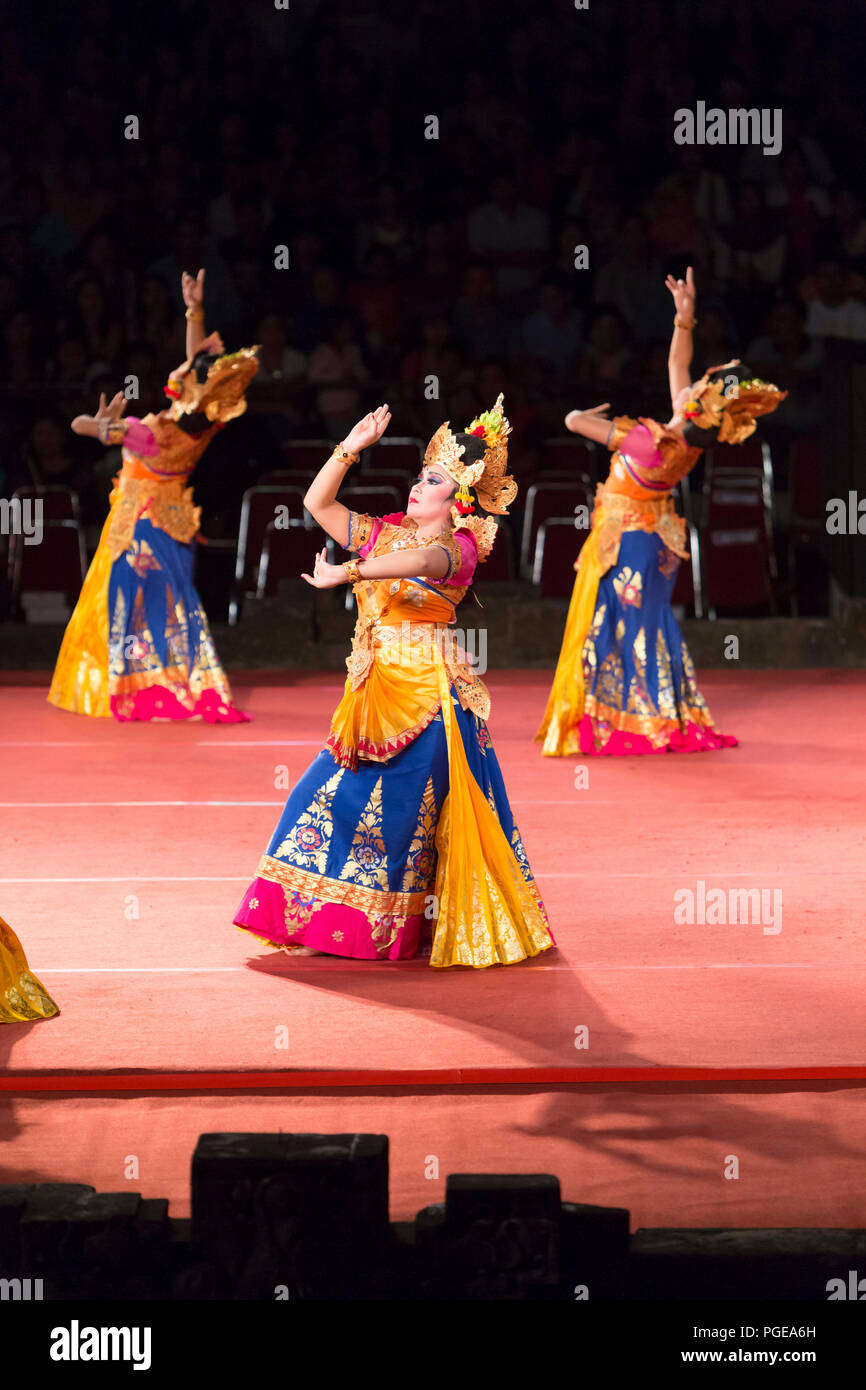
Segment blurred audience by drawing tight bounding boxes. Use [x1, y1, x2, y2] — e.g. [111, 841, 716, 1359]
[0, 0, 861, 546]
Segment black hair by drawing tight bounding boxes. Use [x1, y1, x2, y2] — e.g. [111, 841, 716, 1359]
[681, 361, 753, 449]
[190, 349, 219, 383]
[449, 430, 487, 501]
[454, 431, 486, 466]
[174, 410, 213, 436]
[168, 350, 221, 434]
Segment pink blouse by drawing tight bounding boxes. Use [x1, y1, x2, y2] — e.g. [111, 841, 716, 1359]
[353, 510, 478, 587]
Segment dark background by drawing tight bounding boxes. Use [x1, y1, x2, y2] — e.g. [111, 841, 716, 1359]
[1, 0, 864, 613]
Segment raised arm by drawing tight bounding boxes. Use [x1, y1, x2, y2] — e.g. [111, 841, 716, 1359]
[182, 268, 206, 360]
[303, 404, 391, 545]
[564, 402, 614, 445]
[665, 265, 696, 409]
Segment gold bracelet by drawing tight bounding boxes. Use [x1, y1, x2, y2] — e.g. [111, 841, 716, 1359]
[333, 443, 358, 466]
[343, 559, 362, 583]
[185, 305, 205, 322]
[674, 315, 697, 330]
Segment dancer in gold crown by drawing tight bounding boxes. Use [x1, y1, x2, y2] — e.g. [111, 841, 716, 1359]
[537, 267, 785, 757]
[234, 395, 555, 967]
[48, 269, 258, 722]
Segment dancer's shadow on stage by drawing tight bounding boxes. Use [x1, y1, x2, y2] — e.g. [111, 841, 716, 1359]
[242, 955, 866, 1186]
[245, 949, 649, 1072]
[506, 1079, 866, 1181]
[0, 1022, 75, 1186]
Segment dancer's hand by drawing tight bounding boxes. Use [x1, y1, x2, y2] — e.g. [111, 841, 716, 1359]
[301, 548, 349, 588]
[197, 330, 224, 356]
[71, 391, 127, 436]
[342, 404, 391, 455]
[182, 267, 205, 309]
[565, 403, 610, 433]
[665, 265, 696, 319]
[169, 332, 225, 381]
[96, 391, 127, 423]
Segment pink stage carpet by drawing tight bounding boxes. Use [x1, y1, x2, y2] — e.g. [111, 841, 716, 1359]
[1, 669, 865, 1223]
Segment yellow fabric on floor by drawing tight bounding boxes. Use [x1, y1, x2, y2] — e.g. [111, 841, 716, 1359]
[47, 503, 114, 717]
[0, 917, 60, 1023]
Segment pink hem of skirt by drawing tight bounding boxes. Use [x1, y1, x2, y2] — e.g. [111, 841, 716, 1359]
[578, 715, 738, 756]
[110, 686, 250, 723]
[234, 877, 425, 960]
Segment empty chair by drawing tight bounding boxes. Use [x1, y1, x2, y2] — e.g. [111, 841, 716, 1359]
[669, 523, 704, 619]
[364, 437, 424, 474]
[475, 520, 515, 582]
[702, 470, 775, 615]
[538, 437, 600, 482]
[702, 528, 775, 615]
[257, 521, 336, 599]
[339, 485, 404, 521]
[11, 484, 80, 522]
[10, 519, 87, 607]
[520, 479, 595, 578]
[532, 517, 584, 598]
[706, 439, 774, 515]
[786, 435, 827, 617]
[787, 435, 824, 523]
[230, 484, 308, 622]
[280, 439, 335, 473]
[705, 447, 777, 578]
[353, 467, 413, 493]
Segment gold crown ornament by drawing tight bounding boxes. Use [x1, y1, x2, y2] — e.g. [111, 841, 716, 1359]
[681, 361, 786, 445]
[423, 393, 517, 560]
[167, 345, 260, 426]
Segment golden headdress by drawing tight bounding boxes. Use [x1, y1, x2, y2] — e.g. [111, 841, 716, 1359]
[680, 361, 786, 445]
[166, 346, 260, 426]
[423, 393, 517, 561]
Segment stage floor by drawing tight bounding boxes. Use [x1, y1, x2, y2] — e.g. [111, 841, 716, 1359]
[1, 669, 864, 1081]
[2, 668, 865, 1225]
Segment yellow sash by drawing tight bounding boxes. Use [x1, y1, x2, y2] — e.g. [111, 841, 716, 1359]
[47, 502, 115, 717]
[534, 524, 605, 757]
[430, 646, 554, 968]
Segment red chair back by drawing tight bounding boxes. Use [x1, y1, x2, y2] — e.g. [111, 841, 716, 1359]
[12, 485, 80, 521]
[280, 440, 334, 473]
[476, 521, 515, 582]
[521, 481, 594, 577]
[11, 520, 87, 600]
[339, 486, 404, 520]
[788, 436, 824, 521]
[235, 486, 308, 590]
[257, 522, 335, 598]
[532, 518, 581, 597]
[365, 438, 424, 473]
[538, 438, 600, 482]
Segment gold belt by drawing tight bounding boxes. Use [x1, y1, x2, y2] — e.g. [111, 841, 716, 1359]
[107, 475, 201, 560]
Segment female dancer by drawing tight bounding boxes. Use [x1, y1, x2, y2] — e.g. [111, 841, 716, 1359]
[1, 917, 59, 1023]
[536, 267, 785, 757]
[48, 270, 257, 722]
[234, 397, 554, 968]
